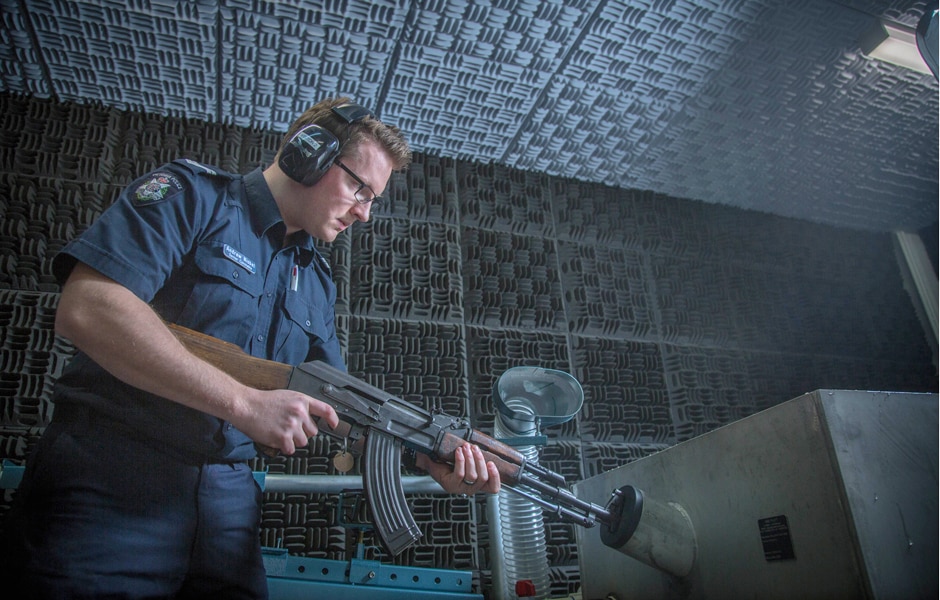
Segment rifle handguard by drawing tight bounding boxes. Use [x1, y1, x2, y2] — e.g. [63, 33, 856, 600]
[438, 430, 525, 485]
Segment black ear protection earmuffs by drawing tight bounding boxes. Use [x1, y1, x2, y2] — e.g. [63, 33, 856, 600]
[278, 103, 375, 187]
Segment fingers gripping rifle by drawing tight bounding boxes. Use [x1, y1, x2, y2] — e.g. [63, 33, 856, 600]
[169, 324, 621, 556]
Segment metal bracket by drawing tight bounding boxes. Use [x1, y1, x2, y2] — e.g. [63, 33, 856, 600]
[0, 459, 25, 489]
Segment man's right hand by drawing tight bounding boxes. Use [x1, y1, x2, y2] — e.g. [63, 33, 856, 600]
[232, 387, 340, 455]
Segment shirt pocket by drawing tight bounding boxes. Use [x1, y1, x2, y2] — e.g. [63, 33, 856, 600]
[178, 242, 263, 340]
[278, 289, 335, 364]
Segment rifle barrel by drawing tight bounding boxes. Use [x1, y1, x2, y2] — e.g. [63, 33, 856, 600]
[515, 471, 615, 527]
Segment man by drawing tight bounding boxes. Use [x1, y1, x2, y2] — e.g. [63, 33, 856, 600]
[1, 97, 499, 598]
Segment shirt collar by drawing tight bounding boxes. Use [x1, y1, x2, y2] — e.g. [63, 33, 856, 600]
[242, 168, 316, 254]
[242, 167, 282, 237]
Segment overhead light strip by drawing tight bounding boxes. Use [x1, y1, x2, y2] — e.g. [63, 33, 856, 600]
[860, 19, 932, 75]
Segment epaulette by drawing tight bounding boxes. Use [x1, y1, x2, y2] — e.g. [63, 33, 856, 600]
[173, 158, 234, 181]
[313, 249, 332, 276]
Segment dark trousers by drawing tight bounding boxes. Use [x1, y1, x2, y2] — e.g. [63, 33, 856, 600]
[0, 418, 268, 599]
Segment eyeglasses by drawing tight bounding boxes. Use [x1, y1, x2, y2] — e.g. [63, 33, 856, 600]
[335, 160, 382, 205]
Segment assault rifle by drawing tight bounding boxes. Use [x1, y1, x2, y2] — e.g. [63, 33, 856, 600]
[169, 323, 627, 556]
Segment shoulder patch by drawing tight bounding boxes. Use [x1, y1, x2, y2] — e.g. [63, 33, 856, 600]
[134, 172, 184, 205]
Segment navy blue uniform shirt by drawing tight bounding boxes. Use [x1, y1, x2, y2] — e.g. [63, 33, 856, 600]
[51, 159, 344, 462]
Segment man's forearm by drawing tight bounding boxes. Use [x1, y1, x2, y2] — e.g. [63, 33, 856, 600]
[56, 262, 339, 454]
[55, 262, 252, 423]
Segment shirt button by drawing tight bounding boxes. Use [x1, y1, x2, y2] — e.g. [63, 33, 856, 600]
[256, 334, 264, 342]
[305, 320, 311, 327]
[232, 271, 239, 279]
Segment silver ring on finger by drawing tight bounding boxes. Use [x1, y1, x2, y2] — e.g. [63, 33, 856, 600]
[462, 479, 477, 486]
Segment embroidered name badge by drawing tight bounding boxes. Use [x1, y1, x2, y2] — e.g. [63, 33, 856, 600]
[134, 172, 183, 205]
[223, 244, 256, 274]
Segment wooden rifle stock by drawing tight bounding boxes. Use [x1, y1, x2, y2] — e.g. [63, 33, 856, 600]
[167, 323, 292, 390]
[167, 323, 290, 457]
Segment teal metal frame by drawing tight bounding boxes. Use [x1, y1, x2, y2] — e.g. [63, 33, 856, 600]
[263, 546, 482, 599]
[0, 459, 24, 489]
[261, 490, 482, 599]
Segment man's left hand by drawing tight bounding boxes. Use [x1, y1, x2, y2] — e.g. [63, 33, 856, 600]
[416, 444, 501, 495]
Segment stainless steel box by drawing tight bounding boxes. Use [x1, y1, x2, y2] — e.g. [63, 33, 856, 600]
[574, 390, 938, 599]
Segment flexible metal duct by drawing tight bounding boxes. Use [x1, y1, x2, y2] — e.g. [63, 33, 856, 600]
[486, 367, 583, 600]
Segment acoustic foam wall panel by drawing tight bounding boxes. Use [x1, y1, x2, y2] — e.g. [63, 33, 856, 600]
[557, 240, 657, 340]
[457, 161, 555, 237]
[461, 227, 566, 331]
[572, 335, 673, 445]
[347, 219, 464, 322]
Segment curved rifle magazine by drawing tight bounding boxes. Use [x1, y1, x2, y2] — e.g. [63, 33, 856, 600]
[363, 429, 423, 555]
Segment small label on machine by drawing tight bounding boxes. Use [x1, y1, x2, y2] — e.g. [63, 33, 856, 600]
[758, 515, 796, 561]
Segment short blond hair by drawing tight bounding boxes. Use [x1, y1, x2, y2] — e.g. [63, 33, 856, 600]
[278, 97, 412, 171]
